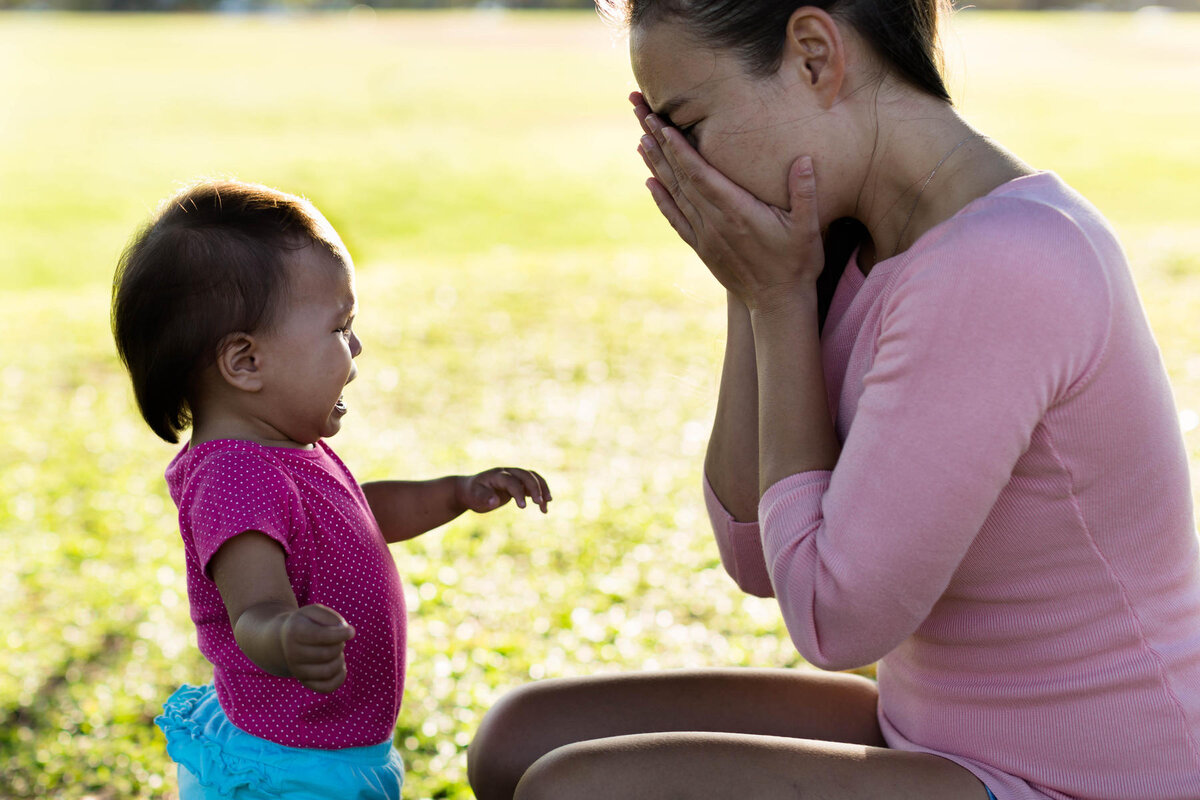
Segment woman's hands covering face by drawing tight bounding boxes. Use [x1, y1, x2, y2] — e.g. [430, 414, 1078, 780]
[631, 91, 825, 312]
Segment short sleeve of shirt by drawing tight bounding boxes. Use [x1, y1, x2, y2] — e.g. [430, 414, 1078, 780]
[182, 449, 305, 575]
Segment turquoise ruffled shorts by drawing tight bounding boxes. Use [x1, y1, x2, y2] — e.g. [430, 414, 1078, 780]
[156, 684, 404, 800]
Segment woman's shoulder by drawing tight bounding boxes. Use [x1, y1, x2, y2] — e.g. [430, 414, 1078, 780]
[868, 173, 1118, 391]
[893, 172, 1119, 312]
[926, 172, 1119, 267]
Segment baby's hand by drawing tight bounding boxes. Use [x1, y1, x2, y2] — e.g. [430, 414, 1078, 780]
[279, 604, 355, 694]
[459, 468, 552, 514]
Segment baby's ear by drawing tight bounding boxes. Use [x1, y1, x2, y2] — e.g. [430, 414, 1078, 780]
[215, 332, 264, 393]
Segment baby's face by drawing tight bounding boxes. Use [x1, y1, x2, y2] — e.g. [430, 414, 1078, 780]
[255, 244, 362, 446]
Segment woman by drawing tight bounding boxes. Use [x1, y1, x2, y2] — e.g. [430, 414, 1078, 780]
[467, 1, 1200, 798]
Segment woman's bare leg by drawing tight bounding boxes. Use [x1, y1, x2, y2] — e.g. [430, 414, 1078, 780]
[467, 668, 886, 800]
[514, 730, 989, 800]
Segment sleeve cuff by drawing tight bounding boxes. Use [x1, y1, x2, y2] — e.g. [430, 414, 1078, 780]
[703, 474, 775, 598]
[758, 471, 832, 563]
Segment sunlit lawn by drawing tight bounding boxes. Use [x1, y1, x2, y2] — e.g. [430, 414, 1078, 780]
[1, 9, 1198, 799]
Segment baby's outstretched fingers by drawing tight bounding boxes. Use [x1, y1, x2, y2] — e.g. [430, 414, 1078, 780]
[493, 467, 549, 512]
[463, 468, 552, 514]
[510, 468, 551, 513]
[492, 470, 530, 509]
[532, 470, 552, 513]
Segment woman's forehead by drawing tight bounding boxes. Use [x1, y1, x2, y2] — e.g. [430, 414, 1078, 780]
[630, 21, 730, 114]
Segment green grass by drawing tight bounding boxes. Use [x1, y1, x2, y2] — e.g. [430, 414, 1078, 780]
[1, 9, 1199, 799]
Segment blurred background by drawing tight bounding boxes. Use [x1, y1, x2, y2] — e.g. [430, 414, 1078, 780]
[1, 3, 1198, 799]
[4, 0, 1200, 13]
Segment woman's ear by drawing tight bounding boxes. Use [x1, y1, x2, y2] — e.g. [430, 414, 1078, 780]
[783, 7, 845, 108]
[215, 332, 264, 393]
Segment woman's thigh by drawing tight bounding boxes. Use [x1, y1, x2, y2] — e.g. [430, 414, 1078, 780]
[514, 731, 989, 800]
[467, 668, 885, 800]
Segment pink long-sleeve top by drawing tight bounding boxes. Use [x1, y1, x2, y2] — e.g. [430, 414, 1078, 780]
[705, 172, 1200, 800]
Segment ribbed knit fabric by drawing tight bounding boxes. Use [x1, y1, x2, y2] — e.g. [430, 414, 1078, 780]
[704, 173, 1200, 799]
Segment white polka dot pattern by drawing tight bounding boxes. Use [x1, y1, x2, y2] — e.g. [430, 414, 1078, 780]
[164, 439, 406, 749]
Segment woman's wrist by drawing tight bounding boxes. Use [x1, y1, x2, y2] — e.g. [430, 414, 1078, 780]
[747, 283, 838, 491]
[747, 282, 820, 322]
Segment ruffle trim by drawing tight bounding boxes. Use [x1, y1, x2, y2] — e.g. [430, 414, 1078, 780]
[155, 684, 286, 797]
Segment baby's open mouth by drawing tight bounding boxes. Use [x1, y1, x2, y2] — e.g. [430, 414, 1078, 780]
[334, 396, 348, 414]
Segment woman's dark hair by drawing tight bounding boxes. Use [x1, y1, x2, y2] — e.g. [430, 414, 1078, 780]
[600, 0, 951, 327]
[111, 179, 342, 443]
[601, 0, 950, 100]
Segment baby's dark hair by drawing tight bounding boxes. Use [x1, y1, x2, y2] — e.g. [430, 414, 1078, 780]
[111, 179, 343, 443]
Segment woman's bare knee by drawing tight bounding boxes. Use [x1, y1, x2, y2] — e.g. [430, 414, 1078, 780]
[468, 682, 543, 800]
[469, 668, 885, 799]
[512, 733, 810, 800]
[512, 741, 597, 800]
[513, 732, 988, 800]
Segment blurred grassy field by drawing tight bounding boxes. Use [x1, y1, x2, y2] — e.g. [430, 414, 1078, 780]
[1, 9, 1198, 799]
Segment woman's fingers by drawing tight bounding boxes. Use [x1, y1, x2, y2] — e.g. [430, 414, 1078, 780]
[639, 145, 697, 245]
[631, 94, 660, 157]
[629, 91, 650, 126]
[633, 103, 652, 135]
[631, 93, 722, 212]
[630, 93, 825, 303]
[638, 131, 678, 194]
[639, 128, 705, 240]
[645, 114, 744, 219]
[630, 93, 710, 239]
[645, 177, 698, 248]
[788, 156, 821, 238]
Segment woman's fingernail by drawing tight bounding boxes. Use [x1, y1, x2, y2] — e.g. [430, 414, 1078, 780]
[645, 114, 661, 132]
[641, 134, 656, 151]
[798, 156, 814, 175]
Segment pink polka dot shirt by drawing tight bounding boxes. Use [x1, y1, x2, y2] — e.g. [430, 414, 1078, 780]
[165, 439, 406, 749]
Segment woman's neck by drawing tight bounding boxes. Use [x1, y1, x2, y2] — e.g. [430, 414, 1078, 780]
[851, 92, 1033, 271]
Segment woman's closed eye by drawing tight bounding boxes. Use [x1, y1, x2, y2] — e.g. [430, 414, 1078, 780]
[673, 121, 700, 147]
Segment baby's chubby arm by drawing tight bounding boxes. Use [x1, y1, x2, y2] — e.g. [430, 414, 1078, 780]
[362, 468, 551, 544]
[210, 531, 354, 694]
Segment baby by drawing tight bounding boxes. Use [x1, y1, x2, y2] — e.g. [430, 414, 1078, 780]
[111, 179, 550, 799]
